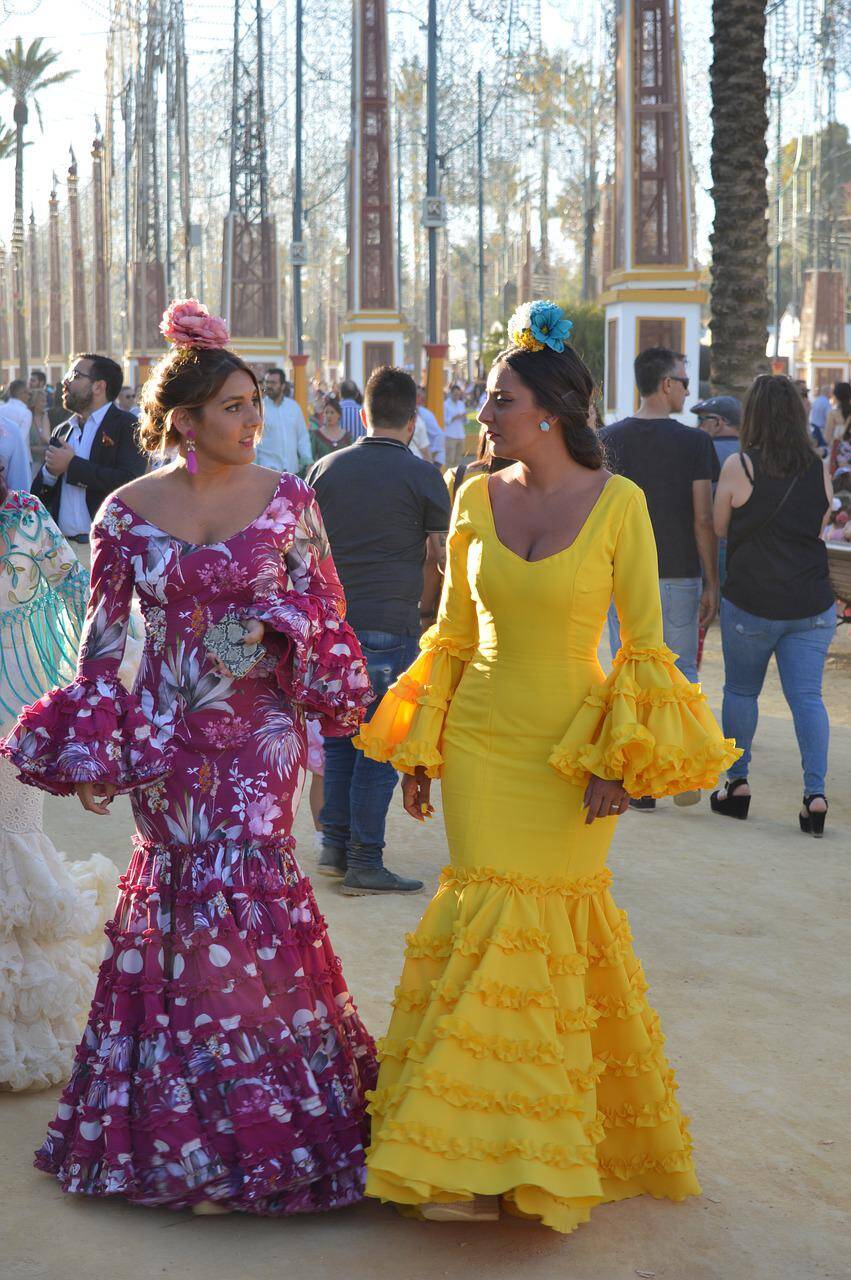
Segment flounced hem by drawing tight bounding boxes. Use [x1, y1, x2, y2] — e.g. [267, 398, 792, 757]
[351, 733, 443, 779]
[403, 917, 633, 974]
[256, 590, 372, 737]
[548, 641, 742, 798]
[368, 1072, 588, 1122]
[390, 966, 649, 1028]
[373, 994, 661, 1065]
[1, 674, 173, 798]
[353, 625, 473, 777]
[439, 865, 612, 899]
[34, 1148, 369, 1216]
[365, 1114, 699, 1234]
[549, 732, 742, 800]
[418, 625, 477, 663]
[371, 1069, 681, 1131]
[367, 1120, 602, 1172]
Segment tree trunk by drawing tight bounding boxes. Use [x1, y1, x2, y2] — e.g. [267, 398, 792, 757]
[12, 99, 28, 378]
[709, 0, 769, 397]
[582, 102, 598, 302]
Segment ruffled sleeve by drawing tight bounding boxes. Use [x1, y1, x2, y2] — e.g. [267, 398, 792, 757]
[252, 484, 373, 737]
[1, 501, 174, 797]
[355, 489, 478, 776]
[549, 486, 741, 799]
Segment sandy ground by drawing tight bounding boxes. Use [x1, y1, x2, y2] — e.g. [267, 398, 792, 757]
[2, 628, 849, 1280]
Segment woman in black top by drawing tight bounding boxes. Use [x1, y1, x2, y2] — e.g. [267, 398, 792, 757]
[712, 375, 835, 835]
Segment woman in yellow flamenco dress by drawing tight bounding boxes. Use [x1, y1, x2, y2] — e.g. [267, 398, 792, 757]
[355, 302, 740, 1235]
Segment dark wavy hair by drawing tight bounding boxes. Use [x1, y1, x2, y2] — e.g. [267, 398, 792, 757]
[740, 375, 817, 477]
[497, 343, 603, 470]
[138, 346, 261, 456]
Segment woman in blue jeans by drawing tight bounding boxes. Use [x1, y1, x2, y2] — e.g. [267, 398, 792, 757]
[712, 375, 835, 836]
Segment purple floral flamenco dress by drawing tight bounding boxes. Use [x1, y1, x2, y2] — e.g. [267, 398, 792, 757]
[1, 473, 378, 1214]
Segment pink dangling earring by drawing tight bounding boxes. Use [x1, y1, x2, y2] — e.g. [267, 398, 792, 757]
[185, 429, 198, 475]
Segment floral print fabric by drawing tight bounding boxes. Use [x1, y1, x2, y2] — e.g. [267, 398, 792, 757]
[1, 473, 377, 1212]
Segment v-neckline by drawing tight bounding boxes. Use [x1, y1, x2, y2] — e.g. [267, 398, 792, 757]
[484, 472, 618, 565]
[113, 473, 285, 550]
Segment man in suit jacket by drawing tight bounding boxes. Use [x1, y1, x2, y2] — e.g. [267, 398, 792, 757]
[33, 353, 148, 565]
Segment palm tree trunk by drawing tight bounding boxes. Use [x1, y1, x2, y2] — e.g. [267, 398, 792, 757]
[11, 100, 28, 378]
[709, 0, 769, 397]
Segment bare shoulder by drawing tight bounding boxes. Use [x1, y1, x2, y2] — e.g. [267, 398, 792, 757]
[111, 465, 180, 509]
[720, 450, 747, 478]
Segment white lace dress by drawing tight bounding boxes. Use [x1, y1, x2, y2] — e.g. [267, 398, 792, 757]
[0, 492, 118, 1091]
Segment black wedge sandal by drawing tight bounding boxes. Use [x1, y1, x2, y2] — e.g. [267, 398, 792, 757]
[710, 777, 751, 820]
[799, 794, 828, 838]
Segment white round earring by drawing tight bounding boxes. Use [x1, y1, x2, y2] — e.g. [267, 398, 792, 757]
[539, 420, 551, 432]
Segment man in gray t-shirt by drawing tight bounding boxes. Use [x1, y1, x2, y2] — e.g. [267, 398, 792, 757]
[307, 366, 450, 897]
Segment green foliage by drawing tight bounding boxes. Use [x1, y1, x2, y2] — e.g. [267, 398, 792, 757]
[482, 320, 506, 370]
[0, 120, 13, 160]
[0, 36, 74, 117]
[558, 299, 605, 388]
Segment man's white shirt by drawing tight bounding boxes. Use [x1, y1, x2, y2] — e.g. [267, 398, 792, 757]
[417, 405, 445, 465]
[408, 415, 432, 460]
[40, 401, 111, 536]
[1, 398, 34, 474]
[443, 397, 467, 440]
[257, 396, 313, 474]
[0, 421, 33, 492]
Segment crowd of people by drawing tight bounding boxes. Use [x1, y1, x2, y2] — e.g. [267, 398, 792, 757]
[0, 296, 844, 1236]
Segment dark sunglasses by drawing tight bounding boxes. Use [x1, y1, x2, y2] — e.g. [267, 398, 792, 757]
[668, 375, 690, 390]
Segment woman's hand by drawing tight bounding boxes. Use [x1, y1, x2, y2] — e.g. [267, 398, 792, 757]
[210, 617, 266, 677]
[401, 767, 435, 822]
[583, 774, 629, 825]
[240, 618, 265, 646]
[75, 782, 117, 816]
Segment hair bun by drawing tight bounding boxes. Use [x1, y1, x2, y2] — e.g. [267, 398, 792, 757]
[160, 298, 230, 350]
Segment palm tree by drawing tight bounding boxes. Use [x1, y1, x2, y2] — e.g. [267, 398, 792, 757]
[709, 0, 770, 397]
[0, 38, 74, 377]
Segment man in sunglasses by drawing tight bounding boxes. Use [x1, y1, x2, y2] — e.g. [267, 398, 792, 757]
[32, 353, 147, 566]
[600, 347, 720, 812]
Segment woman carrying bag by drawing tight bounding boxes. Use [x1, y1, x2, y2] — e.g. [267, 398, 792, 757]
[712, 375, 835, 835]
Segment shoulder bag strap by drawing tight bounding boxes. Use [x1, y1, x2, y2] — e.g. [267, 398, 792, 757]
[727, 467, 800, 565]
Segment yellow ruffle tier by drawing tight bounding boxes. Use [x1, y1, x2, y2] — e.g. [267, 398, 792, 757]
[353, 627, 470, 778]
[548, 643, 741, 798]
[365, 865, 701, 1235]
[356, 636, 740, 798]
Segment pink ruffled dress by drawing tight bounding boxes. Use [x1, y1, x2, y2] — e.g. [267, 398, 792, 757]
[1, 473, 377, 1214]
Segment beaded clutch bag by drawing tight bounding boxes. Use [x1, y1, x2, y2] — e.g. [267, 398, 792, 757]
[203, 613, 266, 678]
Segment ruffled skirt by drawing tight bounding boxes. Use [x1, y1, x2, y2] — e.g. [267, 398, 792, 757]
[0, 749, 118, 1092]
[365, 865, 700, 1234]
[35, 835, 378, 1213]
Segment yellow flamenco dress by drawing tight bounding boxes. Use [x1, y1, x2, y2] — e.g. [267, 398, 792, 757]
[355, 472, 740, 1235]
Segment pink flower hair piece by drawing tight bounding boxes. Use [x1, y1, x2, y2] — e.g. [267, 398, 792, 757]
[160, 298, 230, 350]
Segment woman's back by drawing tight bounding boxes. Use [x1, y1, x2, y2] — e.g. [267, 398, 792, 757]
[723, 449, 832, 619]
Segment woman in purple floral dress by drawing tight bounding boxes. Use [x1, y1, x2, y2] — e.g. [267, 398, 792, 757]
[1, 301, 377, 1215]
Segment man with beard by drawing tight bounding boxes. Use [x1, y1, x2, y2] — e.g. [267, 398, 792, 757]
[32, 353, 147, 565]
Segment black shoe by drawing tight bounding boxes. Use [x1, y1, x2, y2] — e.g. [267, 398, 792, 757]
[710, 778, 751, 820]
[317, 846, 347, 878]
[340, 867, 424, 896]
[628, 796, 656, 812]
[799, 794, 827, 838]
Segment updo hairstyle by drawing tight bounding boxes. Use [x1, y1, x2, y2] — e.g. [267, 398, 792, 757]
[137, 345, 261, 457]
[497, 343, 603, 470]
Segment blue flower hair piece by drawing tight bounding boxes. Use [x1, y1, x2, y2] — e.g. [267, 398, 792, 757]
[507, 300, 574, 353]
